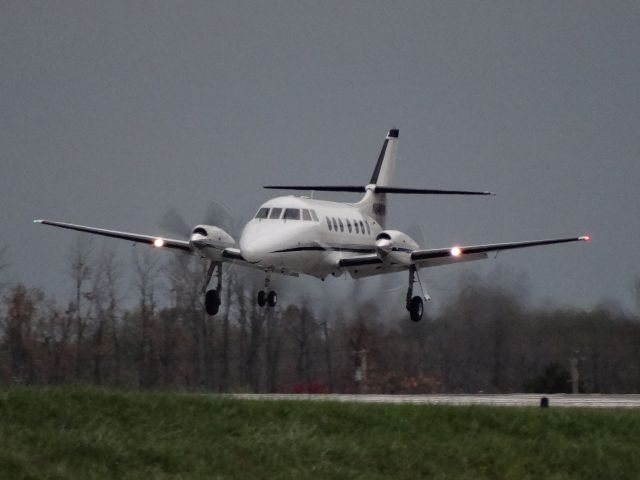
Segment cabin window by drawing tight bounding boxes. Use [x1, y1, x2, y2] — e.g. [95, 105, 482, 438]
[310, 209, 319, 222]
[326, 217, 332, 231]
[365, 221, 371, 235]
[302, 209, 312, 221]
[354, 220, 359, 234]
[269, 208, 283, 219]
[346, 219, 352, 233]
[255, 207, 270, 219]
[338, 218, 344, 232]
[359, 220, 365, 234]
[283, 208, 300, 220]
[332, 217, 338, 231]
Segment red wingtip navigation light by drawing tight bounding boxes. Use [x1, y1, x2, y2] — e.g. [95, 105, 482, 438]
[153, 238, 165, 248]
[580, 235, 592, 242]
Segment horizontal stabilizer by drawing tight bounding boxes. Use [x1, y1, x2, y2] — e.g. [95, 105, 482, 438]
[263, 185, 493, 195]
[264, 185, 365, 192]
[375, 187, 493, 195]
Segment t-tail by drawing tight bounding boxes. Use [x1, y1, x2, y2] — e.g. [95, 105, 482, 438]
[263, 128, 493, 228]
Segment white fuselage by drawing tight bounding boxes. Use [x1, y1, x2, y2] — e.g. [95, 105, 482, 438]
[238, 195, 383, 278]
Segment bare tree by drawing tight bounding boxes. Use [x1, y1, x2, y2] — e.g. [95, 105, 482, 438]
[164, 253, 210, 387]
[635, 275, 640, 315]
[286, 304, 317, 387]
[0, 244, 8, 279]
[0, 245, 8, 304]
[218, 269, 235, 392]
[66, 236, 94, 380]
[2, 285, 43, 383]
[320, 319, 334, 391]
[133, 250, 160, 387]
[89, 246, 122, 385]
[235, 280, 266, 392]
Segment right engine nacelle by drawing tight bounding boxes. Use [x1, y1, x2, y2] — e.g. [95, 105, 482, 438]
[375, 230, 419, 265]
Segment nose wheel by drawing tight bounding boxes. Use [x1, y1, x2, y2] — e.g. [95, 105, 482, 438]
[257, 273, 277, 307]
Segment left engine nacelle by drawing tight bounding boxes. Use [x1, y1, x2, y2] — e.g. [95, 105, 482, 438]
[375, 230, 419, 265]
[190, 225, 236, 260]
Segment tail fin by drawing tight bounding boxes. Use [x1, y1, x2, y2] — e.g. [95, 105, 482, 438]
[369, 128, 398, 187]
[357, 129, 399, 228]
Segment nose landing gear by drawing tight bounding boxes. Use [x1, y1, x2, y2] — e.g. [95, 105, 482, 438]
[257, 273, 277, 307]
[406, 266, 430, 322]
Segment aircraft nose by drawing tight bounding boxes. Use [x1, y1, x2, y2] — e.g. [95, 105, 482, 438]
[240, 221, 294, 263]
[240, 227, 270, 262]
[241, 240, 266, 263]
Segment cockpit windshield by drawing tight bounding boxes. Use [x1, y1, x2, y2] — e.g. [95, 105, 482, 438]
[283, 208, 300, 220]
[255, 207, 270, 219]
[255, 206, 319, 221]
[269, 208, 283, 219]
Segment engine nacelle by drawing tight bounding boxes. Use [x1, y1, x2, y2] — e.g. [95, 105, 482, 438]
[375, 230, 419, 265]
[190, 224, 236, 260]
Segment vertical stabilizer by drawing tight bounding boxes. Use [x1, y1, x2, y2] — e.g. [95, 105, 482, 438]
[369, 128, 398, 187]
[357, 129, 398, 228]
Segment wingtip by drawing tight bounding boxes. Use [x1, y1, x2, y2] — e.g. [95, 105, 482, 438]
[579, 235, 592, 242]
[33, 219, 43, 224]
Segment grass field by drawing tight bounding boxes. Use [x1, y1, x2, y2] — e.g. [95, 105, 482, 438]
[0, 388, 639, 479]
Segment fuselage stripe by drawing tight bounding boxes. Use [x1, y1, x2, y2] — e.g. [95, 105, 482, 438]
[272, 246, 376, 254]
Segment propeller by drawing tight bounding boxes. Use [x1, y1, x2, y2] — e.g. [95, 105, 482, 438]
[203, 200, 242, 239]
[159, 199, 242, 239]
[159, 207, 191, 238]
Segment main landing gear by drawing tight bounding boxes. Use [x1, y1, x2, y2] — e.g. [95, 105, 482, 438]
[202, 261, 222, 316]
[406, 266, 430, 322]
[257, 273, 277, 308]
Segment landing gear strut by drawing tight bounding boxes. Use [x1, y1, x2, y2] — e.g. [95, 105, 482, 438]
[406, 266, 430, 322]
[202, 261, 222, 316]
[257, 273, 277, 308]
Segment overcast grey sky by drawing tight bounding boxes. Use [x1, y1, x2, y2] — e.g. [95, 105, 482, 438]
[2, 1, 639, 312]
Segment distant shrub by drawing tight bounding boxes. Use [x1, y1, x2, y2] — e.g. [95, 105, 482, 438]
[524, 363, 572, 393]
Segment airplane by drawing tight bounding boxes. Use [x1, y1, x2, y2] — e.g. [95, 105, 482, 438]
[34, 129, 590, 322]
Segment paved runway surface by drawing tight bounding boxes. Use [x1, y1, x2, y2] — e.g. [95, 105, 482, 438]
[228, 393, 640, 409]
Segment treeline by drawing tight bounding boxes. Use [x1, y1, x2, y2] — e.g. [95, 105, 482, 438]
[1, 240, 639, 393]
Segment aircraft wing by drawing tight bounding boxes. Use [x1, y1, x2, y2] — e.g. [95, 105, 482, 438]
[411, 236, 590, 262]
[339, 235, 590, 278]
[34, 219, 192, 252]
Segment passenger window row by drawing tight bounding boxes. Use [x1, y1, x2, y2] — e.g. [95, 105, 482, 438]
[254, 207, 319, 222]
[325, 216, 371, 235]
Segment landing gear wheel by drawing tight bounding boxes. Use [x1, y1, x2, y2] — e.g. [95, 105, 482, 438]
[267, 291, 277, 307]
[205, 289, 221, 316]
[257, 290, 267, 307]
[408, 296, 423, 322]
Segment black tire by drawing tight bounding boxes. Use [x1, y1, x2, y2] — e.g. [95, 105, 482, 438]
[257, 290, 267, 307]
[205, 289, 221, 316]
[267, 290, 277, 307]
[409, 296, 423, 322]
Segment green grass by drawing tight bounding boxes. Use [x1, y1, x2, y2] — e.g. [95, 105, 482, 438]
[0, 388, 639, 479]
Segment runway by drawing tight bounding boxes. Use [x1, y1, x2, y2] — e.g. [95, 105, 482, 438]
[228, 393, 640, 409]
